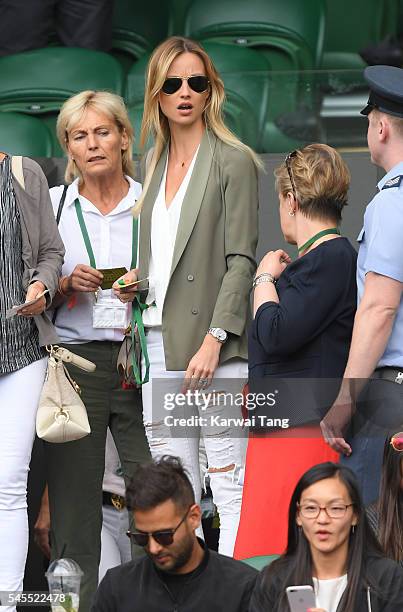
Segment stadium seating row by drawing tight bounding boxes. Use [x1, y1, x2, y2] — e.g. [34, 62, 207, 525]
[0, 0, 399, 156]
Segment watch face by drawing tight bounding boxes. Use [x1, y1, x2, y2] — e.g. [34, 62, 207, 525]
[210, 327, 227, 342]
[217, 329, 227, 341]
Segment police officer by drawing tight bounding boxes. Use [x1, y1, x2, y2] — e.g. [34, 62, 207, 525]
[321, 65, 403, 504]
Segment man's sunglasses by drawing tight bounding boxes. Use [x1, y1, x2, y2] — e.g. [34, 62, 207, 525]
[390, 432, 403, 452]
[161, 75, 209, 95]
[126, 507, 190, 547]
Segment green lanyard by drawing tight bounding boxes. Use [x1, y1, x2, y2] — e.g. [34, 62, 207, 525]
[74, 198, 149, 385]
[74, 198, 137, 270]
[297, 227, 340, 255]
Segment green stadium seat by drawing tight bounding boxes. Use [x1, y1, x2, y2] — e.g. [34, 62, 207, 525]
[112, 0, 171, 67]
[223, 90, 259, 150]
[0, 48, 125, 114]
[0, 112, 53, 157]
[183, 0, 326, 69]
[125, 54, 150, 106]
[199, 42, 270, 148]
[241, 554, 280, 570]
[182, 0, 325, 152]
[0, 47, 125, 157]
[168, 0, 194, 36]
[128, 103, 147, 155]
[322, 0, 399, 70]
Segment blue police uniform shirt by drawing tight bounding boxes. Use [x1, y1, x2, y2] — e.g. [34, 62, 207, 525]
[357, 161, 403, 368]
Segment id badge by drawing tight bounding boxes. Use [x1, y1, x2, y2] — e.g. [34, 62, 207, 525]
[93, 298, 129, 329]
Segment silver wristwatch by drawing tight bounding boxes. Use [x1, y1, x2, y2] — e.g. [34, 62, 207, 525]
[208, 327, 228, 343]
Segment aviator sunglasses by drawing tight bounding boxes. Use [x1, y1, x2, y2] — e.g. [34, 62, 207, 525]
[161, 75, 209, 95]
[126, 507, 190, 547]
[390, 432, 403, 451]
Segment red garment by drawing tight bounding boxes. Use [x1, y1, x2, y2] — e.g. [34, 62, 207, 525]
[234, 426, 339, 559]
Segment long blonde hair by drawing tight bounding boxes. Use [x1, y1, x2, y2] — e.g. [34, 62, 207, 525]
[56, 90, 135, 184]
[134, 36, 262, 215]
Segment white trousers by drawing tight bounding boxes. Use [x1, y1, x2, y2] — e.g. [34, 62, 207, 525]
[142, 329, 248, 556]
[99, 505, 131, 583]
[0, 358, 47, 612]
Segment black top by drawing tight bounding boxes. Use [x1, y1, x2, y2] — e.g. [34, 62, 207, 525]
[248, 238, 357, 427]
[91, 539, 258, 612]
[250, 554, 403, 612]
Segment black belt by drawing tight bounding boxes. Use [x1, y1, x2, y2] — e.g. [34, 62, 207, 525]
[102, 491, 126, 511]
[373, 367, 403, 385]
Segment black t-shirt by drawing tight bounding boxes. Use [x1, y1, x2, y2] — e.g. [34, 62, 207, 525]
[157, 544, 209, 601]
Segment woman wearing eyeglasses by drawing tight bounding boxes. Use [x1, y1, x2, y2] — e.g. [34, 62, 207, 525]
[366, 431, 403, 567]
[117, 36, 260, 556]
[250, 462, 403, 612]
[235, 144, 357, 559]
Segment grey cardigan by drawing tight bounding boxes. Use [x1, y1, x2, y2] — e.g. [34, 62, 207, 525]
[11, 156, 65, 345]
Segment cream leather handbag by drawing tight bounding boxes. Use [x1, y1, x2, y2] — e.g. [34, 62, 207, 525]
[36, 346, 96, 443]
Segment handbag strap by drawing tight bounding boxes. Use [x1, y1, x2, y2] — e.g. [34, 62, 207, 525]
[56, 184, 68, 224]
[52, 185, 69, 325]
[131, 297, 150, 385]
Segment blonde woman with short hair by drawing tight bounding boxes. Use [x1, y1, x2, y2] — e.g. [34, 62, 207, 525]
[235, 144, 357, 559]
[115, 36, 260, 556]
[44, 90, 149, 612]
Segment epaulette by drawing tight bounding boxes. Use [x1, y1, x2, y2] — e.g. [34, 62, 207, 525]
[381, 175, 403, 190]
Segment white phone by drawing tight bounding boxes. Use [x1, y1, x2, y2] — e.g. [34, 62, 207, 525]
[286, 585, 316, 612]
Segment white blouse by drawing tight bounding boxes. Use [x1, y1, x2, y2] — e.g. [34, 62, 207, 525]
[142, 147, 199, 327]
[50, 176, 141, 343]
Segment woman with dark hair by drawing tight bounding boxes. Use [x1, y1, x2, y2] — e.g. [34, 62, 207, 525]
[250, 462, 403, 612]
[366, 431, 403, 566]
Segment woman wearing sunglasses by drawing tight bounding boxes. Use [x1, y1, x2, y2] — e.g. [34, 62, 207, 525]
[366, 431, 403, 567]
[235, 144, 357, 559]
[250, 462, 403, 612]
[118, 36, 260, 556]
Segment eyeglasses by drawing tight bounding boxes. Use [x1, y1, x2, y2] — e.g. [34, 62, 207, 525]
[161, 75, 209, 95]
[126, 507, 190, 547]
[285, 150, 298, 199]
[390, 432, 403, 451]
[298, 502, 354, 519]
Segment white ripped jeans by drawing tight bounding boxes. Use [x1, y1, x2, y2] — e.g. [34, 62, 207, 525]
[142, 329, 248, 556]
[99, 505, 131, 583]
[0, 358, 47, 612]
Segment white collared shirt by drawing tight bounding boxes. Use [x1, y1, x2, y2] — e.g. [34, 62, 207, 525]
[142, 147, 199, 327]
[50, 176, 141, 343]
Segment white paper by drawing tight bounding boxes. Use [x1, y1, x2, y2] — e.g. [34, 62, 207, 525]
[6, 290, 49, 319]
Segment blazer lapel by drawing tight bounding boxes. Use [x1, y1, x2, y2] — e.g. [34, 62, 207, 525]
[138, 146, 168, 278]
[170, 130, 216, 278]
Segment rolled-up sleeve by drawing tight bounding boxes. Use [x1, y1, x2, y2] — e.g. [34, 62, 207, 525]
[31, 165, 65, 301]
[210, 148, 259, 336]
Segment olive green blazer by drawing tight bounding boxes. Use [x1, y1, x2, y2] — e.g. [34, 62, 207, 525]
[138, 130, 259, 370]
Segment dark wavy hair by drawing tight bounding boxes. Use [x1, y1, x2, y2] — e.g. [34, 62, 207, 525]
[376, 433, 403, 562]
[126, 455, 195, 512]
[260, 462, 383, 612]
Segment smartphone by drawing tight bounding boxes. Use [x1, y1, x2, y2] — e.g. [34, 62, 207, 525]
[286, 585, 316, 612]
